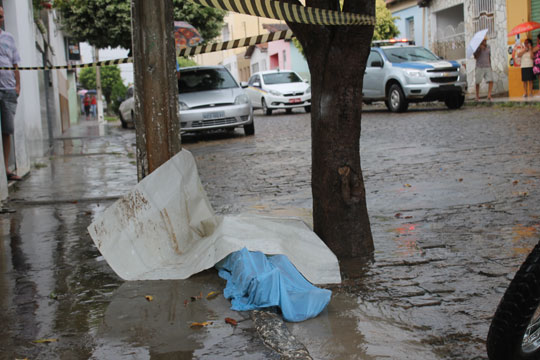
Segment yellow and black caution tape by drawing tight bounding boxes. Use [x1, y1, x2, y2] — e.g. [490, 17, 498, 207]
[1, 30, 292, 71]
[0, 57, 133, 71]
[179, 29, 292, 56]
[188, 0, 375, 26]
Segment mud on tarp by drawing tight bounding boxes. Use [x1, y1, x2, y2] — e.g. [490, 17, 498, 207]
[87, 149, 341, 285]
[217, 248, 332, 322]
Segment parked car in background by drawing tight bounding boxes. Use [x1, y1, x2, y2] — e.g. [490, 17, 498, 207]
[118, 86, 134, 128]
[118, 66, 254, 135]
[244, 69, 311, 115]
[363, 40, 467, 112]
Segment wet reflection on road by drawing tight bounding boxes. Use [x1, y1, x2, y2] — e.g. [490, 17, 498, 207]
[1, 105, 540, 358]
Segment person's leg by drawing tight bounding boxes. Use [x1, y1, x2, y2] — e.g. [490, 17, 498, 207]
[523, 81, 528, 97]
[488, 81, 493, 100]
[475, 69, 481, 100]
[528, 80, 534, 97]
[2, 133, 9, 172]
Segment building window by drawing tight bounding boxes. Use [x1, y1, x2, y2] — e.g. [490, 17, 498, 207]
[283, 50, 287, 67]
[251, 63, 259, 74]
[222, 25, 230, 42]
[261, 59, 267, 71]
[406, 17, 415, 41]
[472, 0, 495, 38]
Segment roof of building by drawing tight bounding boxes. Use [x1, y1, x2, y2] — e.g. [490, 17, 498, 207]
[262, 23, 290, 33]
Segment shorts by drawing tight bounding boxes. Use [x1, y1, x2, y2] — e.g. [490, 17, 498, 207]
[475, 67, 493, 84]
[0, 89, 18, 135]
[521, 67, 535, 81]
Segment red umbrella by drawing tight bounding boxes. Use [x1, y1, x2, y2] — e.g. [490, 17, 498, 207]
[508, 21, 540, 36]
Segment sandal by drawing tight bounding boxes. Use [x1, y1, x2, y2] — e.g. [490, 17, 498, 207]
[7, 172, 22, 181]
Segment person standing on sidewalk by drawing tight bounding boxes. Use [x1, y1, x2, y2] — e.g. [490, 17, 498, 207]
[474, 38, 494, 101]
[90, 94, 97, 118]
[83, 93, 91, 120]
[0, 6, 22, 181]
[517, 39, 534, 98]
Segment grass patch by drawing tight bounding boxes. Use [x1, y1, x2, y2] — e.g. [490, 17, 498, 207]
[127, 152, 135, 159]
[105, 116, 118, 122]
[33, 162, 48, 169]
[130, 161, 137, 166]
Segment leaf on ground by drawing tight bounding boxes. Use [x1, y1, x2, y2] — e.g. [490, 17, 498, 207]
[33, 338, 58, 343]
[394, 213, 402, 218]
[184, 299, 189, 307]
[190, 321, 213, 328]
[206, 291, 221, 300]
[513, 180, 519, 185]
[145, 295, 154, 302]
[225, 317, 238, 326]
[404, 184, 412, 188]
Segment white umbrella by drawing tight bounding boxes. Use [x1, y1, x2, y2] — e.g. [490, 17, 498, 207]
[466, 29, 488, 58]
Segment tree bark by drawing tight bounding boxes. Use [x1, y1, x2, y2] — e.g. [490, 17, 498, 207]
[131, 0, 182, 180]
[286, 0, 375, 258]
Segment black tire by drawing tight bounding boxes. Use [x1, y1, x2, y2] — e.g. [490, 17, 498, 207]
[119, 113, 128, 129]
[445, 94, 465, 109]
[244, 122, 255, 136]
[305, 105, 311, 113]
[487, 241, 540, 360]
[262, 98, 272, 115]
[286, 108, 293, 114]
[386, 84, 408, 113]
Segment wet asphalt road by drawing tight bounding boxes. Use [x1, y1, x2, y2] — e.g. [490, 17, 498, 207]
[1, 103, 540, 359]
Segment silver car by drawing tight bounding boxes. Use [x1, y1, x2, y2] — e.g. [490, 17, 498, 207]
[179, 66, 254, 135]
[363, 41, 467, 112]
[118, 66, 254, 135]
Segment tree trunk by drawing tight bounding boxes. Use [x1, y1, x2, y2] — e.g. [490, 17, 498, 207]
[287, 0, 375, 258]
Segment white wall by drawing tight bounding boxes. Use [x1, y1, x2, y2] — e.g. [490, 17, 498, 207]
[250, 47, 267, 74]
[4, 0, 42, 181]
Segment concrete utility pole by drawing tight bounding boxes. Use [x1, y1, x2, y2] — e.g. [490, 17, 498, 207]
[131, 0, 182, 181]
[93, 47, 105, 124]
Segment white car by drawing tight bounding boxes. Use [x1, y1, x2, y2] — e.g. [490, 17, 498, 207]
[244, 70, 311, 115]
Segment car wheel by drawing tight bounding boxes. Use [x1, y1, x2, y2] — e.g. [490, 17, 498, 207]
[305, 105, 311, 113]
[386, 84, 408, 113]
[244, 122, 255, 136]
[262, 98, 272, 115]
[119, 113, 128, 129]
[445, 94, 465, 110]
[286, 108, 293, 114]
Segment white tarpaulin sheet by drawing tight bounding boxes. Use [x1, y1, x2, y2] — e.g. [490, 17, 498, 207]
[88, 149, 341, 285]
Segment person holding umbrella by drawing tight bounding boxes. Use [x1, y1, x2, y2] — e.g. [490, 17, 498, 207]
[474, 38, 494, 101]
[516, 39, 534, 97]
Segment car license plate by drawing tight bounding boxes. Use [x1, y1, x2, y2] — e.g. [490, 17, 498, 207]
[203, 111, 225, 120]
[289, 98, 301, 103]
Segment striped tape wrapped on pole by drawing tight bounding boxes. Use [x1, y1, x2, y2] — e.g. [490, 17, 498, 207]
[0, 30, 293, 71]
[188, 0, 376, 26]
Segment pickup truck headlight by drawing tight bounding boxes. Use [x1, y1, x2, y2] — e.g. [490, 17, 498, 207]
[268, 89, 281, 96]
[404, 69, 425, 78]
[306, 86, 311, 94]
[178, 101, 189, 111]
[234, 94, 250, 105]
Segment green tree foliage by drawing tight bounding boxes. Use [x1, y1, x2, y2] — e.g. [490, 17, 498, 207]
[79, 66, 126, 113]
[373, 0, 400, 41]
[177, 57, 198, 68]
[54, 0, 225, 50]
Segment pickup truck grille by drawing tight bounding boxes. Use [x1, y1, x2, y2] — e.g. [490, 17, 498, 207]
[283, 92, 304, 97]
[427, 67, 458, 73]
[431, 76, 458, 83]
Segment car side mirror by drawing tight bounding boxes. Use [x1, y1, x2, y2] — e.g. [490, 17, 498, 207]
[304, 79, 309, 83]
[240, 81, 249, 88]
[371, 60, 383, 68]
[253, 81, 261, 88]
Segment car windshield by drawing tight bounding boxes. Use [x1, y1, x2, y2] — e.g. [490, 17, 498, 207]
[179, 68, 238, 93]
[382, 47, 439, 63]
[262, 72, 302, 85]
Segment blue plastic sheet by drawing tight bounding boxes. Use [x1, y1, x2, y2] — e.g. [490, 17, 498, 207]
[216, 248, 332, 322]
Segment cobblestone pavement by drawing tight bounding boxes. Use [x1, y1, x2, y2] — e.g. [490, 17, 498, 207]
[1, 103, 539, 359]
[185, 104, 540, 359]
